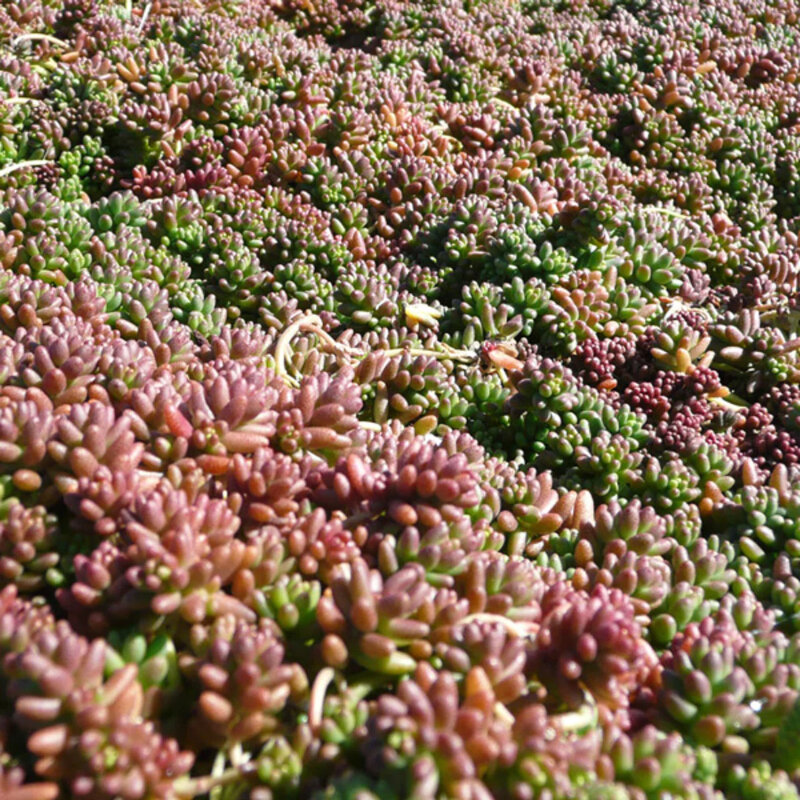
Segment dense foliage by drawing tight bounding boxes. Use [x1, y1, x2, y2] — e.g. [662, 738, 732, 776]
[2, 0, 800, 797]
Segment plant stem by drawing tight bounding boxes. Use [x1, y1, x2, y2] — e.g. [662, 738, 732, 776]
[13, 33, 67, 49]
[308, 667, 336, 732]
[0, 160, 51, 178]
[174, 764, 252, 798]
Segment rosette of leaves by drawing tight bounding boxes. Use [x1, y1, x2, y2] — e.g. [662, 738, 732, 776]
[203, 229, 269, 316]
[656, 609, 800, 750]
[560, 429, 644, 499]
[487, 226, 576, 285]
[59, 483, 253, 636]
[579, 499, 672, 561]
[333, 261, 400, 330]
[590, 51, 642, 95]
[419, 195, 499, 279]
[431, 617, 528, 704]
[530, 581, 658, 715]
[200, 322, 275, 365]
[142, 193, 207, 266]
[92, 269, 172, 333]
[670, 537, 737, 608]
[354, 349, 453, 430]
[170, 280, 227, 337]
[362, 663, 516, 800]
[47, 400, 145, 496]
[310, 428, 500, 578]
[628, 456, 702, 514]
[709, 160, 775, 234]
[613, 224, 688, 297]
[226, 446, 310, 531]
[0, 502, 60, 592]
[486, 461, 580, 557]
[599, 725, 719, 800]
[681, 442, 735, 498]
[0, 386, 55, 480]
[711, 309, 800, 393]
[507, 354, 650, 470]
[455, 367, 512, 446]
[13, 310, 104, 409]
[0, 587, 194, 799]
[708, 477, 800, 574]
[0, 273, 86, 335]
[577, 541, 672, 618]
[651, 318, 714, 375]
[317, 559, 466, 675]
[0, 187, 62, 238]
[128, 362, 361, 465]
[539, 401, 648, 484]
[97, 336, 159, 405]
[269, 258, 335, 316]
[273, 370, 363, 460]
[534, 275, 613, 355]
[440, 280, 525, 349]
[454, 551, 551, 628]
[84, 190, 147, 235]
[495, 699, 604, 800]
[722, 761, 800, 800]
[91, 229, 189, 293]
[182, 616, 306, 750]
[504, 355, 587, 451]
[499, 275, 551, 338]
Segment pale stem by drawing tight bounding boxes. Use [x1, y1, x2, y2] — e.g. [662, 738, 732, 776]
[3, 96, 47, 106]
[272, 314, 478, 385]
[551, 694, 598, 733]
[174, 765, 252, 798]
[308, 666, 336, 732]
[458, 613, 538, 638]
[0, 159, 52, 178]
[494, 701, 516, 727]
[137, 1, 153, 31]
[13, 33, 68, 49]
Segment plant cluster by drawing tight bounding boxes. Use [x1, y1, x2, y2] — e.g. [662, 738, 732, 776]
[3, 0, 800, 797]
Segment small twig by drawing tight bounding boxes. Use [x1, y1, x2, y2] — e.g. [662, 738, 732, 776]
[3, 96, 47, 106]
[338, 673, 387, 702]
[308, 667, 336, 733]
[272, 314, 478, 388]
[13, 33, 68, 49]
[137, 0, 153, 32]
[379, 345, 477, 363]
[0, 159, 51, 178]
[458, 613, 538, 639]
[174, 762, 254, 797]
[273, 315, 317, 385]
[229, 743, 248, 768]
[494, 701, 515, 727]
[359, 421, 382, 431]
[643, 204, 690, 221]
[550, 693, 598, 733]
[208, 750, 228, 800]
[709, 393, 749, 412]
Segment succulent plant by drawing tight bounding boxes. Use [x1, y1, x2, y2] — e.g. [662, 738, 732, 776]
[0, 0, 800, 797]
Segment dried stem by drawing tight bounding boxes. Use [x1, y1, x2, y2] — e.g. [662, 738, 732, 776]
[308, 666, 337, 733]
[0, 159, 52, 178]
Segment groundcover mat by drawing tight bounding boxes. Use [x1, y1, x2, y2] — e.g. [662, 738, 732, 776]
[4, 0, 800, 797]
